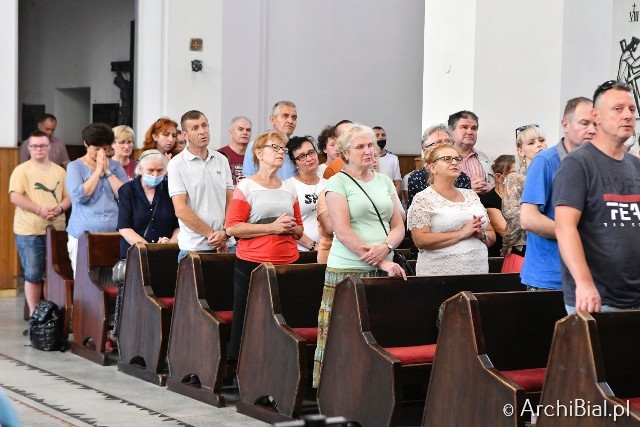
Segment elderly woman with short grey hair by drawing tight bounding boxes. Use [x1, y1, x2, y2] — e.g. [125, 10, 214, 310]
[313, 123, 407, 388]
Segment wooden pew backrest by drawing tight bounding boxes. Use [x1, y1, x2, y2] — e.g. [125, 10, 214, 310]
[198, 252, 236, 311]
[272, 263, 326, 327]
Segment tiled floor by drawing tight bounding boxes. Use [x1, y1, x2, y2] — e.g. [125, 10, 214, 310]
[0, 292, 266, 427]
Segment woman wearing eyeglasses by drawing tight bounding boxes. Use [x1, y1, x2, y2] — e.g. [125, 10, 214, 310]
[111, 125, 136, 180]
[313, 124, 407, 388]
[285, 136, 327, 252]
[500, 125, 547, 273]
[407, 145, 495, 276]
[224, 130, 304, 363]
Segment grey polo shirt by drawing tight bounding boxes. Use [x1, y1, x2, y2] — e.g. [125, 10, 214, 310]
[167, 146, 234, 251]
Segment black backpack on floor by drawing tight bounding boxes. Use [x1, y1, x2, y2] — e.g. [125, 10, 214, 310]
[28, 300, 63, 351]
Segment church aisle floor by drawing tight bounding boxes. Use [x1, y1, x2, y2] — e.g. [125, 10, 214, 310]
[0, 292, 266, 427]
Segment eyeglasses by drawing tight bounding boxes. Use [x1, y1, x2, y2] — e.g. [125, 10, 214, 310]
[424, 138, 453, 149]
[294, 149, 318, 161]
[265, 144, 289, 154]
[593, 80, 619, 103]
[433, 155, 463, 164]
[515, 124, 539, 138]
[29, 144, 49, 150]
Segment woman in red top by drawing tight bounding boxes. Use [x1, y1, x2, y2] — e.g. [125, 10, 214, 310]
[225, 129, 303, 361]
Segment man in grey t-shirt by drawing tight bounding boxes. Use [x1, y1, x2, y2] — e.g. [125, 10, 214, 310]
[554, 81, 640, 312]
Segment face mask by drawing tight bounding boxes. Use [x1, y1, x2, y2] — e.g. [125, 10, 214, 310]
[142, 174, 164, 188]
[377, 139, 387, 150]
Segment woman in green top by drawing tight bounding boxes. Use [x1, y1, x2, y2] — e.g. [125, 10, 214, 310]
[312, 123, 406, 388]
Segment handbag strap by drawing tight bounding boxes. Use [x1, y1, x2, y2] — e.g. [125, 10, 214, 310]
[142, 200, 159, 240]
[339, 171, 389, 236]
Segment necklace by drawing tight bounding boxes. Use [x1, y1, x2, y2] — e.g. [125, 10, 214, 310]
[495, 186, 504, 198]
[431, 184, 459, 201]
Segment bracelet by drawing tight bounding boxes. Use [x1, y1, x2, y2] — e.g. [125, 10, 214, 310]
[309, 242, 316, 251]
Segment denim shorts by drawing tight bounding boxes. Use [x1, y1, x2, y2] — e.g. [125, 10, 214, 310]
[15, 235, 46, 283]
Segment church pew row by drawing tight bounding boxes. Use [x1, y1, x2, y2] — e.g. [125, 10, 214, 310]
[44, 226, 74, 343]
[70, 231, 121, 365]
[166, 252, 236, 407]
[537, 311, 640, 427]
[236, 262, 327, 423]
[317, 273, 526, 427]
[166, 251, 319, 407]
[117, 243, 179, 385]
[422, 290, 566, 427]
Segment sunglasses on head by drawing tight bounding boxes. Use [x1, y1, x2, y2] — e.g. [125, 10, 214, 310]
[515, 124, 539, 138]
[593, 80, 619, 103]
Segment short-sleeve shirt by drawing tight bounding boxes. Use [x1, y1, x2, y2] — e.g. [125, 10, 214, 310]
[286, 176, 327, 251]
[325, 172, 396, 270]
[218, 145, 245, 185]
[9, 161, 68, 235]
[225, 178, 302, 264]
[117, 177, 179, 259]
[553, 142, 640, 308]
[520, 141, 566, 290]
[378, 152, 401, 182]
[167, 147, 234, 252]
[66, 158, 129, 238]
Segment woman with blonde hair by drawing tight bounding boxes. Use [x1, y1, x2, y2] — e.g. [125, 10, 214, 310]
[313, 123, 407, 388]
[111, 125, 136, 180]
[501, 125, 547, 272]
[408, 144, 495, 276]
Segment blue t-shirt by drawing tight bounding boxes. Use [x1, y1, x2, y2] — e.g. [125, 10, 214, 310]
[520, 142, 565, 289]
[66, 158, 128, 238]
[242, 140, 297, 180]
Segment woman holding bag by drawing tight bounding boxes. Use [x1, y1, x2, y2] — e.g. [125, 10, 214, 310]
[312, 124, 406, 388]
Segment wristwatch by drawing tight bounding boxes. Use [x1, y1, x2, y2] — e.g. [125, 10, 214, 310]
[103, 171, 113, 178]
[383, 242, 393, 253]
[223, 228, 231, 239]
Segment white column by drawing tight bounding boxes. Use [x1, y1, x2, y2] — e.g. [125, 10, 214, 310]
[0, 0, 18, 148]
[423, 0, 613, 158]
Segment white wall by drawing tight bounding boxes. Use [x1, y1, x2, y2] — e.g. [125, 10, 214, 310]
[262, 0, 425, 154]
[0, 0, 18, 147]
[19, 0, 134, 145]
[422, 0, 616, 159]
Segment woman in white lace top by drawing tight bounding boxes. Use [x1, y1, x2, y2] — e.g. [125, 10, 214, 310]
[407, 145, 496, 276]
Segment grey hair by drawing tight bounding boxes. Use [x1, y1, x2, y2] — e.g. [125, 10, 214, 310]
[271, 100, 296, 116]
[336, 123, 376, 163]
[421, 124, 453, 148]
[135, 149, 167, 177]
[229, 116, 252, 129]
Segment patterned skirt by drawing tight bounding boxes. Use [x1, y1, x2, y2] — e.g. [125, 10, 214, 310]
[312, 267, 385, 388]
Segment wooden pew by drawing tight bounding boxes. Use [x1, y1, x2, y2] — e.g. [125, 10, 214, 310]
[537, 311, 640, 427]
[236, 262, 327, 423]
[296, 250, 319, 264]
[44, 226, 74, 343]
[117, 242, 179, 385]
[422, 290, 566, 427]
[166, 252, 236, 407]
[70, 231, 121, 365]
[317, 273, 526, 427]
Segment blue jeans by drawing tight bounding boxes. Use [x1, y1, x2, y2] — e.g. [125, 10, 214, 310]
[565, 304, 640, 315]
[177, 249, 217, 261]
[15, 235, 46, 283]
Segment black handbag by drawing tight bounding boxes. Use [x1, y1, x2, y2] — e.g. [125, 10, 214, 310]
[29, 300, 63, 351]
[339, 171, 414, 276]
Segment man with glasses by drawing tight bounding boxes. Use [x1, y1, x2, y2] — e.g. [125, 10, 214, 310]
[555, 81, 640, 313]
[168, 110, 234, 258]
[519, 97, 595, 292]
[218, 116, 252, 185]
[242, 100, 298, 179]
[407, 124, 471, 209]
[9, 130, 71, 315]
[19, 114, 70, 168]
[448, 110, 494, 194]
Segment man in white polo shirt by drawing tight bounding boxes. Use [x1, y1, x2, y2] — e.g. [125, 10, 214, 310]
[168, 110, 234, 258]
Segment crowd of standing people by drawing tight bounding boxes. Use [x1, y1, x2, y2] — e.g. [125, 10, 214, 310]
[9, 82, 640, 388]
